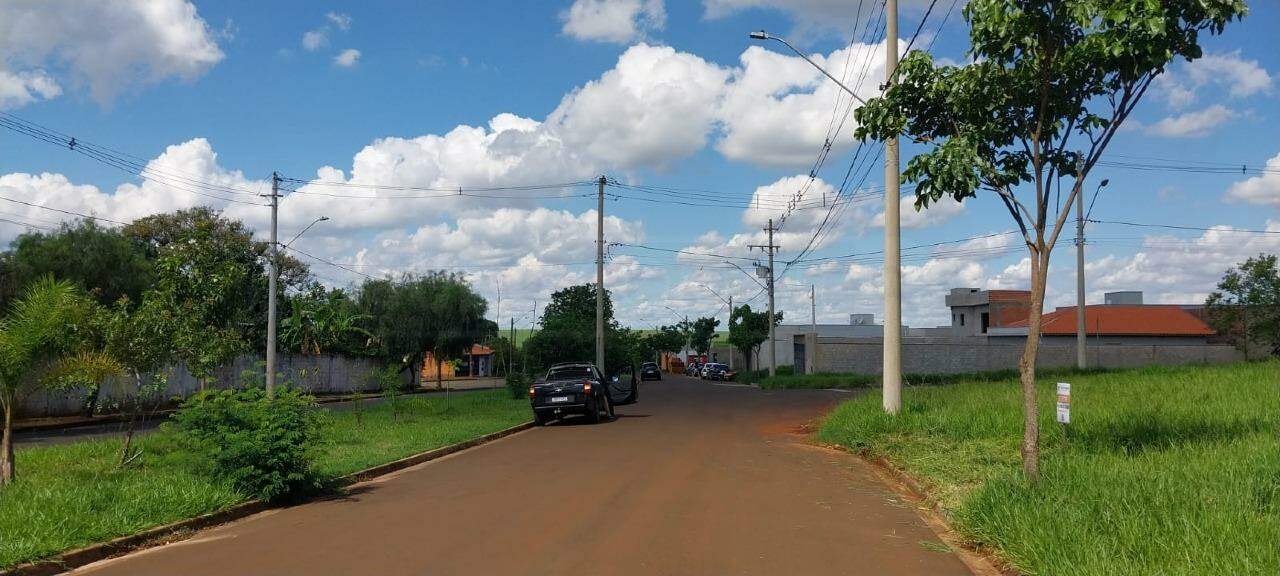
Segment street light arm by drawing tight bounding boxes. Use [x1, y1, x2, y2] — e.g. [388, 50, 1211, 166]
[723, 260, 768, 290]
[284, 216, 330, 249]
[750, 31, 867, 106]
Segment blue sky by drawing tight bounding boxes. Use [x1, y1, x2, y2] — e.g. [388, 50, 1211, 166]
[1, 0, 1278, 330]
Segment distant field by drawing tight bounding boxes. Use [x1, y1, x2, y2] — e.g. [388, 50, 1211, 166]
[818, 361, 1280, 576]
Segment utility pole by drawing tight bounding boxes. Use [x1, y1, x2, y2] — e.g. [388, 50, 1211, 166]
[882, 0, 902, 415]
[509, 316, 515, 376]
[810, 285, 817, 335]
[596, 175, 606, 371]
[749, 219, 779, 377]
[265, 172, 280, 398]
[727, 294, 733, 371]
[1075, 172, 1087, 369]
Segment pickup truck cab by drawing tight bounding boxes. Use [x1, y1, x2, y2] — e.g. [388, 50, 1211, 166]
[529, 363, 638, 426]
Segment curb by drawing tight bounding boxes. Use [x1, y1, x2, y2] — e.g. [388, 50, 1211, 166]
[2, 420, 534, 576]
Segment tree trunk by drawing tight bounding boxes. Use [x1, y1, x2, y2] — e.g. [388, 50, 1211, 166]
[1, 399, 14, 485]
[1019, 250, 1050, 484]
[436, 357, 443, 390]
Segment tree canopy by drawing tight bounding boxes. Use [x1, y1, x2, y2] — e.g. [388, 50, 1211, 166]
[1207, 254, 1280, 358]
[727, 304, 780, 374]
[690, 316, 720, 356]
[1, 220, 153, 308]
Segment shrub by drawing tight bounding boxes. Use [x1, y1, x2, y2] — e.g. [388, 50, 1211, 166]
[505, 372, 532, 399]
[375, 365, 403, 421]
[170, 386, 323, 502]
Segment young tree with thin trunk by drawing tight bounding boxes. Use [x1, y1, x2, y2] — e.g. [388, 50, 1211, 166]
[855, 0, 1247, 482]
[0, 277, 103, 486]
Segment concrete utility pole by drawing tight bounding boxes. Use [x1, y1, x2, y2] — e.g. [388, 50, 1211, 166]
[810, 285, 817, 334]
[265, 172, 280, 398]
[765, 219, 778, 377]
[747, 220, 773, 378]
[1075, 175, 1087, 369]
[727, 294, 733, 371]
[509, 316, 515, 375]
[882, 0, 902, 415]
[596, 175, 606, 371]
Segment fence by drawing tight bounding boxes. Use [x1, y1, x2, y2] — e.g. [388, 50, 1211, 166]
[18, 354, 411, 419]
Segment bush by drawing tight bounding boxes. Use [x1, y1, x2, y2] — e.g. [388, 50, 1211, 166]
[505, 372, 532, 399]
[170, 386, 323, 502]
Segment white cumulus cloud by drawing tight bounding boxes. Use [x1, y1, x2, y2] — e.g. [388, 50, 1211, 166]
[1226, 152, 1280, 207]
[1145, 104, 1237, 138]
[0, 0, 223, 105]
[561, 0, 665, 43]
[333, 48, 361, 68]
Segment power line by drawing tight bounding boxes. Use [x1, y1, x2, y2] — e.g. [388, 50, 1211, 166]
[0, 194, 128, 226]
[1087, 219, 1280, 235]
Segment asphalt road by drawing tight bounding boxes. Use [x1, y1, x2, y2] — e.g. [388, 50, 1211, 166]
[73, 375, 974, 576]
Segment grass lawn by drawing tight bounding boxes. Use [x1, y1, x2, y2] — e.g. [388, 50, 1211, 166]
[818, 361, 1280, 576]
[0, 390, 529, 570]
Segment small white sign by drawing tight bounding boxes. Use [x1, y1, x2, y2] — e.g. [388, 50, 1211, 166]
[1056, 382, 1071, 424]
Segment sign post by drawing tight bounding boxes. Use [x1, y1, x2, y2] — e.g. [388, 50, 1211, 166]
[1056, 382, 1071, 444]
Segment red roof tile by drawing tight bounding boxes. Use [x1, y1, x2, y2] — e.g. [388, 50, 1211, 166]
[1006, 305, 1214, 336]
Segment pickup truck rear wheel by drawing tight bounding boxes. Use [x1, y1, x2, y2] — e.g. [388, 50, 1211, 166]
[533, 411, 550, 426]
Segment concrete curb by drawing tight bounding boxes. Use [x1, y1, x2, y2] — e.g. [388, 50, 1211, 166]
[2, 420, 534, 576]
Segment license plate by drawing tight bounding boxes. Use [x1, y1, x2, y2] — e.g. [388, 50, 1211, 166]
[548, 396, 571, 403]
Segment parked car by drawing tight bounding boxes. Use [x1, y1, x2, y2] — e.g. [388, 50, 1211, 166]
[685, 362, 701, 377]
[699, 363, 712, 379]
[640, 361, 661, 381]
[703, 363, 736, 381]
[529, 362, 638, 426]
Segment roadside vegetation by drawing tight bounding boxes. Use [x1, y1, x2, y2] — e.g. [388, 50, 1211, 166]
[0, 389, 526, 570]
[818, 361, 1280, 576]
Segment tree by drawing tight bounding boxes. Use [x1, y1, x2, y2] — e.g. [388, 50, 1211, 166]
[690, 317, 721, 356]
[1207, 254, 1280, 358]
[525, 284, 612, 369]
[0, 277, 104, 486]
[280, 285, 372, 356]
[427, 276, 490, 387]
[646, 325, 686, 360]
[524, 284, 637, 373]
[96, 297, 175, 466]
[727, 304, 781, 376]
[124, 207, 310, 347]
[147, 221, 252, 391]
[355, 272, 489, 388]
[854, 0, 1247, 482]
[0, 220, 153, 308]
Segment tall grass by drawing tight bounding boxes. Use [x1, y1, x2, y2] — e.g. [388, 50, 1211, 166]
[0, 390, 528, 569]
[819, 361, 1280, 576]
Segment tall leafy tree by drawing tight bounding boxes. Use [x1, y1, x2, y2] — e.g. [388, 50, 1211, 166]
[124, 207, 310, 347]
[646, 325, 686, 359]
[727, 304, 781, 375]
[0, 220, 153, 308]
[690, 316, 721, 356]
[0, 278, 105, 486]
[525, 284, 613, 369]
[280, 285, 372, 356]
[1206, 254, 1280, 358]
[854, 0, 1247, 482]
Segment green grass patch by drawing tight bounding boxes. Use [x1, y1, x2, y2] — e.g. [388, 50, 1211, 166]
[818, 361, 1280, 576]
[757, 366, 1106, 390]
[0, 390, 528, 569]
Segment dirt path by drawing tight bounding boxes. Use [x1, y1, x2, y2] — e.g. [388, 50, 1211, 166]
[73, 376, 973, 576]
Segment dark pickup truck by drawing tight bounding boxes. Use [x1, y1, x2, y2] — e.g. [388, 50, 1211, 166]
[529, 362, 638, 426]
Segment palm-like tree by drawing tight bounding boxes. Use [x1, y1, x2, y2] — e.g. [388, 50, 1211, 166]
[0, 277, 108, 486]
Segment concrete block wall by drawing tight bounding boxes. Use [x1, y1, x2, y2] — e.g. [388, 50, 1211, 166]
[18, 354, 410, 419]
[814, 338, 1245, 375]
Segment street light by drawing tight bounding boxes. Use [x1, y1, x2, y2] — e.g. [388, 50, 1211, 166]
[748, 30, 869, 106]
[285, 216, 330, 249]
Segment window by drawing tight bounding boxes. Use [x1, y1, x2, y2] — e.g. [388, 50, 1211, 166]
[960, 314, 966, 326]
[981, 312, 990, 333]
